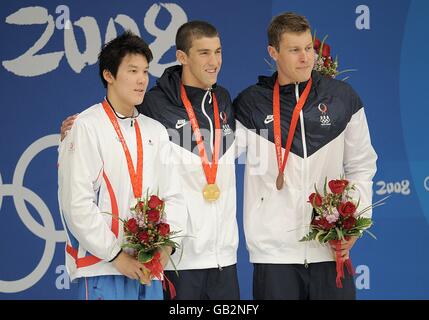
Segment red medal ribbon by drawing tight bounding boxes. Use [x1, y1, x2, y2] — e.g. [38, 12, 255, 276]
[102, 100, 143, 199]
[180, 84, 221, 185]
[273, 78, 312, 182]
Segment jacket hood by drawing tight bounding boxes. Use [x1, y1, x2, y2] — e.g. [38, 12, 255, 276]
[154, 65, 220, 107]
[257, 70, 322, 95]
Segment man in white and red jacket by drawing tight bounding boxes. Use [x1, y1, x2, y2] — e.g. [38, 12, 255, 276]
[58, 31, 186, 300]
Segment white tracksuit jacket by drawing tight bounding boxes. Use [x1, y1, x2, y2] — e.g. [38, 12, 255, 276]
[58, 102, 187, 281]
[234, 71, 378, 265]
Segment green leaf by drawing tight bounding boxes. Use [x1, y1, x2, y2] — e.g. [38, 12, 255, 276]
[300, 229, 318, 242]
[355, 217, 373, 229]
[323, 177, 328, 197]
[138, 250, 154, 263]
[99, 211, 126, 224]
[335, 227, 343, 241]
[322, 229, 336, 243]
[122, 243, 142, 250]
[364, 229, 377, 240]
[316, 229, 328, 242]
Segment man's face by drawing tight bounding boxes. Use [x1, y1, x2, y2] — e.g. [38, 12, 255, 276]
[179, 36, 222, 89]
[107, 53, 149, 107]
[268, 30, 314, 85]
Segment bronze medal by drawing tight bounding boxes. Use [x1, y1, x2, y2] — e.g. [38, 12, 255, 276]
[276, 172, 284, 190]
[272, 78, 313, 191]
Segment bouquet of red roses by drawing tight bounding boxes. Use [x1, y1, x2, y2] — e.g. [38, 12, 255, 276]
[300, 178, 386, 288]
[122, 192, 181, 297]
[313, 31, 356, 80]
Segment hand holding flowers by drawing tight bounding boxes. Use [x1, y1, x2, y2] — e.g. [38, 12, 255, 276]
[108, 192, 182, 298]
[301, 178, 387, 288]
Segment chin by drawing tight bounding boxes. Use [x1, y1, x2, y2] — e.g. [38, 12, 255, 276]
[133, 98, 144, 106]
[298, 74, 312, 83]
[206, 77, 217, 87]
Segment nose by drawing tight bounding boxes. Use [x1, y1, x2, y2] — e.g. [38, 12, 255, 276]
[138, 71, 147, 84]
[300, 50, 309, 63]
[208, 52, 220, 67]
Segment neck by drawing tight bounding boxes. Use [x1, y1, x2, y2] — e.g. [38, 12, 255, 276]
[181, 69, 210, 90]
[106, 92, 134, 117]
[277, 72, 294, 86]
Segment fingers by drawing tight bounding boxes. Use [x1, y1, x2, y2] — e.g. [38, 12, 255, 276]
[138, 267, 151, 284]
[340, 249, 349, 260]
[159, 247, 172, 268]
[62, 114, 78, 127]
[332, 249, 350, 261]
[330, 239, 354, 251]
[330, 243, 351, 251]
[60, 114, 78, 141]
[111, 251, 153, 283]
[134, 267, 145, 281]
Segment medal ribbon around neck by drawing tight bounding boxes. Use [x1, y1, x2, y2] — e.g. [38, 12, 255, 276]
[273, 77, 312, 190]
[180, 84, 221, 187]
[102, 100, 143, 198]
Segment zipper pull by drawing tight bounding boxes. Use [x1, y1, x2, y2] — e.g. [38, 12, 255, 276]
[218, 264, 223, 271]
[304, 259, 309, 268]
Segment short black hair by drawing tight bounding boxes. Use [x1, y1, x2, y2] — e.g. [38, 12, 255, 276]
[176, 21, 219, 54]
[98, 30, 153, 88]
[268, 12, 311, 51]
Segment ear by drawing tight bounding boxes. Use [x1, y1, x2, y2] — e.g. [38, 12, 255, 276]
[267, 45, 278, 62]
[103, 69, 114, 85]
[176, 50, 188, 65]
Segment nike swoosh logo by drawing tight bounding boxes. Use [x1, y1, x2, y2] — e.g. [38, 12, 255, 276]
[175, 121, 188, 129]
[264, 115, 274, 124]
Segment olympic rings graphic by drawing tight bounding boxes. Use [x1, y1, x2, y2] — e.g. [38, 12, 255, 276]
[424, 176, 429, 192]
[0, 134, 66, 293]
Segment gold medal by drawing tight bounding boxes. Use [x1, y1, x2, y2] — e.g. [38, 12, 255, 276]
[276, 172, 284, 190]
[203, 183, 220, 201]
[181, 84, 222, 203]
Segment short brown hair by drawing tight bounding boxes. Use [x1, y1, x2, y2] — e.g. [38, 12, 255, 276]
[268, 12, 311, 51]
[176, 20, 219, 54]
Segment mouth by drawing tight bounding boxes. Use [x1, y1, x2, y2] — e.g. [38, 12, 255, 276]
[297, 66, 310, 71]
[205, 68, 218, 75]
[135, 89, 145, 95]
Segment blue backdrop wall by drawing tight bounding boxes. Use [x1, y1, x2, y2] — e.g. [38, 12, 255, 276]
[1, 0, 428, 299]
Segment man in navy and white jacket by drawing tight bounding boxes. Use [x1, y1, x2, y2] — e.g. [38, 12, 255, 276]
[141, 21, 239, 300]
[234, 12, 377, 300]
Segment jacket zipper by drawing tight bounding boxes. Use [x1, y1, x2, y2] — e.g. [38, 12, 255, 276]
[295, 83, 310, 268]
[202, 89, 222, 270]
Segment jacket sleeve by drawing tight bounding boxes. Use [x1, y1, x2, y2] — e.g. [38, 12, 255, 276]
[157, 126, 188, 249]
[58, 118, 122, 261]
[233, 91, 254, 159]
[343, 107, 378, 218]
[235, 120, 248, 162]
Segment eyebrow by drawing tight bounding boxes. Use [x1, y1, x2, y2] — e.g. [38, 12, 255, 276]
[127, 64, 148, 69]
[196, 47, 222, 52]
[286, 42, 313, 49]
